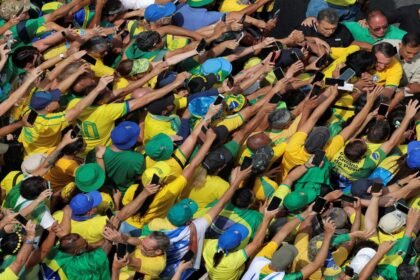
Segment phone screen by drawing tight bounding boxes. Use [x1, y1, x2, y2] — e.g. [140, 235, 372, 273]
[267, 197, 282, 211]
[310, 85, 322, 97]
[312, 72, 325, 84]
[27, 110, 38, 125]
[105, 208, 113, 219]
[339, 68, 356, 82]
[182, 250, 194, 262]
[313, 197, 327, 213]
[315, 54, 333, 68]
[116, 244, 128, 259]
[371, 182, 383, 193]
[221, 14, 226, 22]
[344, 266, 354, 277]
[395, 203, 409, 214]
[82, 54, 97, 65]
[241, 156, 253, 170]
[316, 214, 324, 230]
[325, 78, 344, 86]
[341, 194, 357, 203]
[71, 125, 81, 138]
[15, 214, 28, 225]
[214, 95, 224, 105]
[151, 174, 160, 185]
[378, 103, 389, 116]
[227, 75, 234, 87]
[312, 150, 325, 167]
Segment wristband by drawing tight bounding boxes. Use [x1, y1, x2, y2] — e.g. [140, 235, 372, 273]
[331, 233, 350, 247]
[25, 239, 35, 245]
[295, 214, 305, 222]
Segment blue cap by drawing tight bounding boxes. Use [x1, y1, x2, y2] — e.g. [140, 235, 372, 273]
[200, 58, 232, 81]
[218, 224, 249, 252]
[111, 121, 140, 150]
[30, 89, 61, 110]
[70, 191, 102, 218]
[407, 141, 420, 169]
[145, 3, 176, 22]
[188, 96, 217, 117]
[157, 71, 177, 88]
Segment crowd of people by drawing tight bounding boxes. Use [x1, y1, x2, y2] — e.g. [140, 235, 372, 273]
[0, 0, 418, 279]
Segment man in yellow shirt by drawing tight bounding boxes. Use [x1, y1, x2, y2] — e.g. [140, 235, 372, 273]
[19, 75, 114, 156]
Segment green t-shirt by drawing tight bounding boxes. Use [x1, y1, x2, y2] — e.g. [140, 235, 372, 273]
[342, 21, 406, 44]
[103, 147, 145, 192]
[10, 17, 46, 43]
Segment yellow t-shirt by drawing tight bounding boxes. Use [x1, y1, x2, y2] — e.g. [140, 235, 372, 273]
[0, 268, 18, 280]
[373, 58, 403, 87]
[90, 59, 129, 91]
[203, 239, 248, 280]
[214, 113, 245, 132]
[122, 176, 188, 228]
[0, 171, 24, 196]
[184, 175, 230, 210]
[143, 113, 177, 143]
[66, 99, 129, 154]
[18, 112, 69, 156]
[323, 46, 361, 78]
[43, 148, 79, 189]
[144, 149, 187, 183]
[52, 211, 108, 244]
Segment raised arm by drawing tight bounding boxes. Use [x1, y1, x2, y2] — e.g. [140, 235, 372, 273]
[65, 75, 114, 122]
[364, 189, 381, 235]
[357, 241, 394, 280]
[9, 221, 36, 274]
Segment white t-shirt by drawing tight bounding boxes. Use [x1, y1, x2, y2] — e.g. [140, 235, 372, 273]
[120, 0, 155, 10]
[15, 196, 55, 229]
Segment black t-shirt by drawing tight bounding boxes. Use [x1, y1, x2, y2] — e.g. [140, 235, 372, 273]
[297, 23, 354, 47]
[387, 4, 420, 34]
[270, 0, 310, 39]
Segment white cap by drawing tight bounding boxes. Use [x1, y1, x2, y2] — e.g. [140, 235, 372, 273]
[21, 154, 47, 175]
[350, 247, 377, 274]
[378, 210, 407, 234]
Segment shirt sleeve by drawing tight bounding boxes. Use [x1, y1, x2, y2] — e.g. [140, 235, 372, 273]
[385, 59, 403, 87]
[256, 241, 279, 259]
[284, 271, 303, 280]
[102, 102, 129, 120]
[325, 135, 345, 160]
[0, 268, 18, 280]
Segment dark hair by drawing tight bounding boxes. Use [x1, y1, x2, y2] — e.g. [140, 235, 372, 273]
[317, 8, 339, 25]
[397, 264, 419, 279]
[389, 154, 420, 184]
[402, 33, 420, 48]
[213, 250, 224, 268]
[346, 50, 377, 77]
[150, 231, 170, 251]
[102, 0, 123, 16]
[372, 42, 397, 58]
[136, 31, 161, 52]
[344, 140, 367, 162]
[116, 60, 134, 77]
[12, 46, 39, 68]
[367, 120, 391, 143]
[81, 37, 110, 55]
[0, 233, 22, 257]
[231, 188, 254, 208]
[348, 240, 378, 259]
[20, 176, 48, 200]
[61, 137, 84, 155]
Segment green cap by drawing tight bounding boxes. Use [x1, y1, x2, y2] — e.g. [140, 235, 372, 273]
[187, 0, 214, 8]
[145, 133, 174, 161]
[75, 163, 105, 192]
[167, 198, 198, 226]
[284, 191, 308, 212]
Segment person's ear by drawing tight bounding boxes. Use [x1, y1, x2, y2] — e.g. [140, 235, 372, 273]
[155, 249, 163, 256]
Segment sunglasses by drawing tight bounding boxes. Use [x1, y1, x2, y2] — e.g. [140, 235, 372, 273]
[370, 25, 388, 32]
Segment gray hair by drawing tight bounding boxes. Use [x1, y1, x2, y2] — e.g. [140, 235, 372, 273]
[151, 231, 170, 251]
[268, 109, 292, 129]
[317, 8, 339, 25]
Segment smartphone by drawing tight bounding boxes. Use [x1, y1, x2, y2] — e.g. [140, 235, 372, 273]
[116, 243, 128, 259]
[316, 214, 324, 230]
[289, 51, 300, 63]
[325, 78, 344, 87]
[273, 9, 281, 18]
[221, 14, 226, 22]
[214, 94, 224, 105]
[310, 85, 322, 97]
[341, 194, 357, 203]
[15, 214, 28, 225]
[315, 54, 333, 68]
[312, 150, 325, 167]
[227, 75, 234, 87]
[395, 202, 409, 214]
[27, 110, 38, 125]
[339, 68, 356, 82]
[201, 125, 208, 134]
[196, 39, 207, 53]
[371, 182, 383, 193]
[239, 14, 246, 24]
[151, 174, 160, 185]
[182, 250, 195, 262]
[378, 103, 389, 116]
[235, 32, 245, 43]
[344, 266, 354, 277]
[269, 94, 282, 104]
[311, 72, 325, 84]
[241, 156, 253, 171]
[82, 54, 97, 65]
[105, 208, 113, 219]
[312, 197, 327, 213]
[71, 125, 81, 138]
[267, 197, 282, 211]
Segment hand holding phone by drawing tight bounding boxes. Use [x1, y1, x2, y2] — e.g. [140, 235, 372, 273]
[370, 182, 383, 193]
[340, 194, 357, 203]
[27, 110, 38, 125]
[71, 125, 81, 138]
[312, 72, 325, 84]
[151, 174, 160, 185]
[395, 202, 409, 214]
[325, 78, 344, 86]
[116, 244, 128, 259]
[241, 156, 253, 170]
[378, 103, 389, 116]
[312, 197, 327, 213]
[267, 197, 282, 211]
[310, 85, 322, 98]
[311, 150, 325, 167]
[182, 250, 195, 262]
[15, 214, 28, 225]
[214, 94, 224, 105]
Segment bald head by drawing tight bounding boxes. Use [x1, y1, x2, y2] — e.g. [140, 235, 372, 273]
[367, 10, 388, 38]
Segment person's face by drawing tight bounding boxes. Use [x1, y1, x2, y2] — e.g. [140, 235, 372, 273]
[317, 20, 338, 37]
[399, 43, 419, 63]
[375, 51, 392, 71]
[60, 234, 88, 255]
[368, 16, 388, 38]
[139, 236, 160, 257]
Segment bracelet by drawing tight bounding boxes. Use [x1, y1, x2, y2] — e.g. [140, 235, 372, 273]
[295, 214, 305, 222]
[25, 239, 35, 245]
